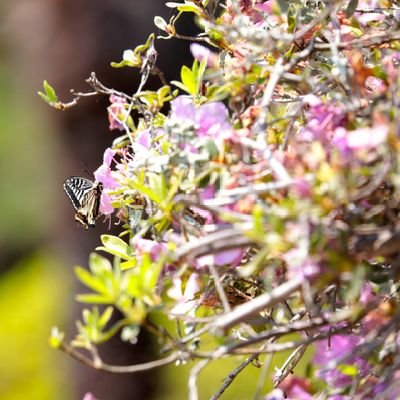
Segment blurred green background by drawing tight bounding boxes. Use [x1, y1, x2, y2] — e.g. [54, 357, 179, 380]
[0, 2, 308, 399]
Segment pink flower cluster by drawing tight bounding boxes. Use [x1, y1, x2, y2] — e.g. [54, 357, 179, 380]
[169, 96, 233, 148]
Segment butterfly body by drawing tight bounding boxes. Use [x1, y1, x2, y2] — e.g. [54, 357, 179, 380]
[63, 177, 103, 229]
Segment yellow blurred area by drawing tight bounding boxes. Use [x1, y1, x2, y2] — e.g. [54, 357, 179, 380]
[0, 252, 71, 400]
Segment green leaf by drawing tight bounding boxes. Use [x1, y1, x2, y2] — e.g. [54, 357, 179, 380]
[166, 2, 205, 16]
[252, 204, 266, 237]
[75, 266, 109, 295]
[181, 65, 197, 95]
[143, 257, 164, 292]
[198, 57, 207, 83]
[98, 235, 133, 260]
[287, 7, 296, 33]
[43, 80, 58, 103]
[126, 273, 143, 298]
[128, 179, 164, 204]
[121, 259, 137, 271]
[171, 80, 191, 93]
[345, 0, 359, 17]
[98, 306, 114, 329]
[89, 253, 112, 274]
[148, 173, 168, 204]
[38, 91, 51, 104]
[76, 294, 115, 304]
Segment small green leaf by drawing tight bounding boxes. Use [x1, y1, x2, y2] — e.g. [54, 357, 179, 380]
[43, 80, 58, 102]
[287, 7, 296, 33]
[89, 253, 112, 274]
[49, 327, 64, 348]
[76, 294, 115, 304]
[166, 2, 205, 16]
[338, 364, 358, 377]
[129, 179, 164, 204]
[181, 65, 197, 95]
[171, 80, 191, 93]
[38, 91, 51, 104]
[98, 235, 133, 260]
[121, 259, 137, 271]
[75, 266, 109, 294]
[154, 16, 169, 32]
[98, 306, 114, 329]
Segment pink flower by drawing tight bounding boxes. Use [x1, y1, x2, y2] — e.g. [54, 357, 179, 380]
[170, 96, 195, 121]
[283, 248, 321, 280]
[107, 94, 128, 131]
[103, 147, 116, 165]
[133, 238, 167, 262]
[136, 129, 151, 149]
[279, 376, 313, 400]
[196, 102, 233, 140]
[365, 76, 386, 95]
[333, 124, 388, 153]
[94, 148, 119, 190]
[190, 43, 218, 68]
[82, 393, 97, 400]
[94, 148, 120, 215]
[292, 178, 312, 198]
[169, 96, 233, 150]
[360, 282, 375, 305]
[94, 165, 119, 190]
[254, 1, 272, 14]
[99, 192, 114, 215]
[214, 248, 244, 266]
[314, 333, 370, 388]
[300, 96, 346, 143]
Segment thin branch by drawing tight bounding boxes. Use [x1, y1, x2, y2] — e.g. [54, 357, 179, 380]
[314, 29, 400, 50]
[210, 352, 260, 400]
[209, 262, 232, 313]
[175, 227, 256, 263]
[273, 343, 308, 387]
[210, 277, 303, 333]
[189, 359, 210, 400]
[59, 341, 180, 373]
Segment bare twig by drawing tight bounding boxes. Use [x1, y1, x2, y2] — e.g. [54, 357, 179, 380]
[59, 341, 180, 373]
[274, 344, 308, 387]
[175, 227, 256, 263]
[210, 277, 303, 333]
[210, 352, 260, 400]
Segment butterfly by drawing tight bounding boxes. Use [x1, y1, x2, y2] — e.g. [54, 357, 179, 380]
[63, 177, 103, 229]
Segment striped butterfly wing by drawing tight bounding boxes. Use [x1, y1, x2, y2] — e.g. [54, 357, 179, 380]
[63, 177, 103, 229]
